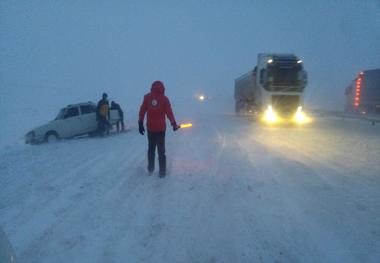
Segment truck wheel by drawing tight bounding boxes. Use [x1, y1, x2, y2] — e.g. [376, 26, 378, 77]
[45, 131, 59, 143]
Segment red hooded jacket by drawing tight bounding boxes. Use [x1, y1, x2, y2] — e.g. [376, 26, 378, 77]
[139, 81, 176, 132]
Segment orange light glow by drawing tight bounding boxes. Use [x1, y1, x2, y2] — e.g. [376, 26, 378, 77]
[354, 74, 363, 107]
[180, 123, 193, 128]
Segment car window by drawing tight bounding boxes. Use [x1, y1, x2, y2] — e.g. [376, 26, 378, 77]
[64, 107, 79, 119]
[55, 108, 65, 120]
[80, 105, 95, 115]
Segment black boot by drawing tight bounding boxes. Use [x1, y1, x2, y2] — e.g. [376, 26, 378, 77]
[158, 154, 166, 178]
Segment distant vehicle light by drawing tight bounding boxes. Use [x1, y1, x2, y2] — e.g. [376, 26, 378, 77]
[297, 60, 303, 64]
[198, 95, 205, 101]
[267, 59, 273, 64]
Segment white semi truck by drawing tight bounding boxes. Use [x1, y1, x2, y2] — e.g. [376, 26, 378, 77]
[234, 53, 308, 123]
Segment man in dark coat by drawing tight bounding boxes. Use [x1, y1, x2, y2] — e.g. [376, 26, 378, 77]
[97, 93, 110, 136]
[138, 81, 180, 177]
[111, 101, 125, 132]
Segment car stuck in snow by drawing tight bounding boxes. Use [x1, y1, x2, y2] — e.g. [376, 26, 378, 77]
[25, 102, 121, 144]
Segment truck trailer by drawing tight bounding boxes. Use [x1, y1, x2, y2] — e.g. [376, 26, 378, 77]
[345, 68, 380, 115]
[234, 53, 308, 123]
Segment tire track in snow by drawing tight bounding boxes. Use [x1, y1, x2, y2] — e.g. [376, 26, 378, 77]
[232, 126, 360, 262]
[13, 133, 151, 262]
[2, 111, 380, 262]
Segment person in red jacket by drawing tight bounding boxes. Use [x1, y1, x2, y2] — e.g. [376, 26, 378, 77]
[139, 81, 180, 177]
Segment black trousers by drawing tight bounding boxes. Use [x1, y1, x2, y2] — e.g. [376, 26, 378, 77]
[147, 131, 166, 173]
[98, 116, 110, 136]
[116, 119, 125, 132]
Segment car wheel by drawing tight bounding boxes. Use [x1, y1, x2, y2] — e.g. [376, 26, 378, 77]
[45, 131, 59, 143]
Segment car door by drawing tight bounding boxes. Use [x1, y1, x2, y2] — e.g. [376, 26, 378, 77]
[61, 106, 82, 137]
[79, 104, 97, 133]
[109, 109, 120, 125]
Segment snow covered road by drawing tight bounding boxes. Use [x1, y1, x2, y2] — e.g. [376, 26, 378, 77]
[1, 103, 380, 263]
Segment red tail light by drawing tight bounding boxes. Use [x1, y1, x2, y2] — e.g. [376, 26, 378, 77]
[354, 72, 363, 107]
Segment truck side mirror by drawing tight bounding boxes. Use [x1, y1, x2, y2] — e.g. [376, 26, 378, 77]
[298, 70, 307, 85]
[303, 71, 307, 85]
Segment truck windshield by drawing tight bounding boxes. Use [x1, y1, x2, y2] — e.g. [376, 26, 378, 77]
[272, 68, 298, 85]
[55, 109, 65, 120]
[266, 66, 304, 92]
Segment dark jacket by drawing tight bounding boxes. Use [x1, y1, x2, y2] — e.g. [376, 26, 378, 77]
[97, 98, 110, 119]
[111, 102, 124, 118]
[139, 81, 176, 132]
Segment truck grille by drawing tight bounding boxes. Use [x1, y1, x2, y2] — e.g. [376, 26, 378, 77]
[271, 95, 300, 117]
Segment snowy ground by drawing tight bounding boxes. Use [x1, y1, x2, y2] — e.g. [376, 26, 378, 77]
[1, 100, 380, 263]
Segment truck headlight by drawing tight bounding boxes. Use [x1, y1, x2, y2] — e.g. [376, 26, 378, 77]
[294, 106, 311, 123]
[295, 111, 306, 122]
[263, 105, 277, 123]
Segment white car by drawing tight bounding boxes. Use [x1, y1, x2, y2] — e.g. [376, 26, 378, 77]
[25, 102, 121, 144]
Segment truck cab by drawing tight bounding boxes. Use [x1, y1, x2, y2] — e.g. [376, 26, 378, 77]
[256, 54, 307, 117]
[235, 53, 308, 123]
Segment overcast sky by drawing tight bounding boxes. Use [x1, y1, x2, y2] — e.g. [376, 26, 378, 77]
[1, 0, 379, 109]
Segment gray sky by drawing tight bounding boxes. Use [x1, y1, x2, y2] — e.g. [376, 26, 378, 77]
[1, 0, 379, 109]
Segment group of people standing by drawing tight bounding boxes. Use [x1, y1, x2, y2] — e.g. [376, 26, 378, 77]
[98, 80, 178, 178]
[96, 93, 125, 135]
